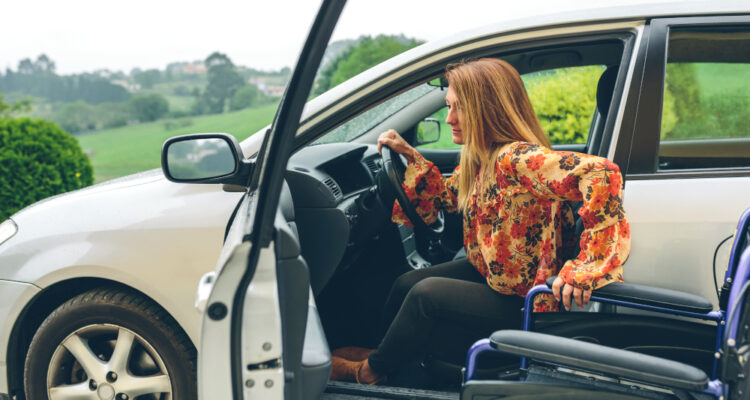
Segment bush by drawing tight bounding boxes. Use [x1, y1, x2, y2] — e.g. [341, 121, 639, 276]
[665, 63, 702, 123]
[51, 101, 131, 134]
[230, 84, 264, 111]
[54, 101, 99, 133]
[524, 66, 679, 145]
[173, 85, 191, 96]
[0, 118, 94, 220]
[168, 109, 193, 118]
[665, 90, 750, 140]
[525, 66, 603, 145]
[163, 118, 194, 131]
[129, 94, 169, 122]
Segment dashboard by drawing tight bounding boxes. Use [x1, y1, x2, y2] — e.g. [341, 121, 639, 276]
[285, 142, 389, 295]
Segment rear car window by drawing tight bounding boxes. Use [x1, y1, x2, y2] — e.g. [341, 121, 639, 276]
[658, 29, 750, 170]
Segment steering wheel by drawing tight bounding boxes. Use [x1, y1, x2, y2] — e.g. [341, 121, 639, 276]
[380, 145, 450, 264]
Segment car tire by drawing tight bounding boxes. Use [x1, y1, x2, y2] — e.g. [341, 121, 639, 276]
[24, 287, 197, 400]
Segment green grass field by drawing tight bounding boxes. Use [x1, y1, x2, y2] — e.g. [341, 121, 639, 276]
[163, 95, 195, 112]
[695, 63, 750, 97]
[76, 103, 278, 183]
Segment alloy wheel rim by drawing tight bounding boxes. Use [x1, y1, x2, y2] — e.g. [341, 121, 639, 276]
[46, 323, 172, 400]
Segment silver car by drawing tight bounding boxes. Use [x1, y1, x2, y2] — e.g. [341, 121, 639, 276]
[2, 1, 750, 399]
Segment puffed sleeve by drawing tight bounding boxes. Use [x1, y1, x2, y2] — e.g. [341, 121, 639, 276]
[392, 151, 460, 227]
[498, 142, 631, 290]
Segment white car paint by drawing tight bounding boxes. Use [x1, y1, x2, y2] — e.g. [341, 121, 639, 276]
[1, 1, 749, 396]
[624, 177, 750, 304]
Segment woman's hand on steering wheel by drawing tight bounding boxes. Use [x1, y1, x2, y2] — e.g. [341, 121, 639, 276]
[378, 129, 448, 264]
[378, 129, 417, 161]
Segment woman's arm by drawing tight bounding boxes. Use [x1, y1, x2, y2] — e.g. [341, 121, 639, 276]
[498, 142, 631, 292]
[378, 130, 459, 227]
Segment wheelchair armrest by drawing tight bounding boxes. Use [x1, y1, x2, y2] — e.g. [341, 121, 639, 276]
[490, 330, 709, 392]
[545, 276, 713, 314]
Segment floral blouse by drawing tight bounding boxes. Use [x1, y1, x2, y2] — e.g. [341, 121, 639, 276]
[392, 142, 631, 311]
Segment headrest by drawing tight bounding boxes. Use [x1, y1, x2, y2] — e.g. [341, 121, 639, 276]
[596, 66, 619, 118]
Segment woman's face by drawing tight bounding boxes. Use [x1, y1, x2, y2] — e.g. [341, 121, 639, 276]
[445, 87, 463, 145]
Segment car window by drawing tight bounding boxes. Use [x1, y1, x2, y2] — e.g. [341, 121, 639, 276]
[417, 65, 606, 149]
[658, 28, 750, 170]
[418, 106, 459, 149]
[311, 83, 436, 145]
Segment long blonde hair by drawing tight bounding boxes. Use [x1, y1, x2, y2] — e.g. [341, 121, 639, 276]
[445, 58, 550, 211]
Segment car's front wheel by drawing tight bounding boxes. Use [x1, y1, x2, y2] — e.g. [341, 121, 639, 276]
[24, 287, 197, 400]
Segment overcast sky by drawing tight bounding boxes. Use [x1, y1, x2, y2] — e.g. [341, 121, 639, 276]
[3, 0, 672, 75]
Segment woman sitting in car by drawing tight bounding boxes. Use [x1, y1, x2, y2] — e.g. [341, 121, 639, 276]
[331, 58, 631, 385]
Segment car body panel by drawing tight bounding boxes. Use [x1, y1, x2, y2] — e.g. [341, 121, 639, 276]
[623, 177, 750, 305]
[0, 280, 39, 393]
[0, 172, 243, 346]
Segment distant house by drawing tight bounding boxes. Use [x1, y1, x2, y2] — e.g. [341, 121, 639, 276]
[110, 79, 140, 93]
[183, 63, 207, 75]
[264, 85, 286, 98]
[248, 77, 286, 98]
[249, 77, 267, 91]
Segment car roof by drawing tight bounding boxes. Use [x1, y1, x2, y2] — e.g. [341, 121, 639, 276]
[291, 0, 749, 140]
[441, 0, 749, 48]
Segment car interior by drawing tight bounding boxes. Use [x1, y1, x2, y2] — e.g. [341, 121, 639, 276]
[264, 33, 731, 398]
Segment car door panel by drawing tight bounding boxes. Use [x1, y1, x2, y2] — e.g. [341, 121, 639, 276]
[621, 16, 750, 305]
[622, 177, 748, 304]
[275, 207, 332, 400]
[203, 2, 345, 399]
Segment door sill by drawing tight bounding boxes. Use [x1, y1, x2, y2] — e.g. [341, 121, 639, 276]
[323, 381, 458, 400]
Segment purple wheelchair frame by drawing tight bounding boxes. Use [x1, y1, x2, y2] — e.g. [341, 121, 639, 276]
[464, 208, 750, 399]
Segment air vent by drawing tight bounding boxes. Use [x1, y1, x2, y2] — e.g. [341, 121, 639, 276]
[323, 177, 342, 199]
[365, 158, 381, 175]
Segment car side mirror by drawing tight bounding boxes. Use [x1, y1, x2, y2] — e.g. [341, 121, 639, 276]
[161, 133, 253, 186]
[427, 76, 448, 89]
[416, 118, 441, 145]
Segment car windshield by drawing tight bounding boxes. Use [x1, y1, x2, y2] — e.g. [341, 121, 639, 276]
[311, 83, 437, 145]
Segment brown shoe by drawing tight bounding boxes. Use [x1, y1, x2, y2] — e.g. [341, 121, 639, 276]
[355, 359, 386, 386]
[330, 356, 386, 385]
[330, 355, 359, 382]
[331, 346, 375, 361]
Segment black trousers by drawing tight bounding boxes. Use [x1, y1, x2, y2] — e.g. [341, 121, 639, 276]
[367, 258, 525, 374]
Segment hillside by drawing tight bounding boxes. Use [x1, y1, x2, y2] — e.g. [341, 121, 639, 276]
[76, 103, 277, 183]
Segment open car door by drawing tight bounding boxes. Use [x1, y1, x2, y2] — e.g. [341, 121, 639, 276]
[196, 1, 345, 399]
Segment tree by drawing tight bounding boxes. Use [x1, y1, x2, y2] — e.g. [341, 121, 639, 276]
[54, 101, 99, 133]
[313, 35, 423, 96]
[133, 69, 161, 89]
[230, 84, 265, 111]
[1, 55, 130, 104]
[201, 52, 245, 114]
[34, 54, 56, 74]
[129, 94, 169, 122]
[17, 58, 34, 75]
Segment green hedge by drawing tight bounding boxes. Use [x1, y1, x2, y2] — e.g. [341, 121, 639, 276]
[662, 63, 750, 140]
[0, 118, 93, 220]
[525, 66, 603, 145]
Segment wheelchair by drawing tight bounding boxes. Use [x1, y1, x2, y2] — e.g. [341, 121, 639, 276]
[462, 207, 750, 399]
